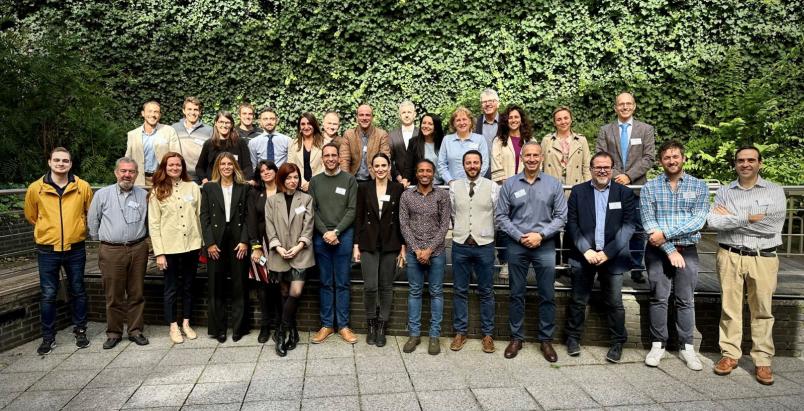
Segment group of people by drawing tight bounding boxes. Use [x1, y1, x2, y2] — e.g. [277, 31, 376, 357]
[23, 90, 786, 385]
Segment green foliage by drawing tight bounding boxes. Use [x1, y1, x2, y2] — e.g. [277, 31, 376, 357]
[1, 0, 802, 184]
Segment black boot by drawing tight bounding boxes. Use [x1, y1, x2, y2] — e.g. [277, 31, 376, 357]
[275, 325, 287, 357]
[366, 319, 377, 345]
[376, 320, 387, 347]
[258, 326, 271, 344]
[285, 324, 299, 351]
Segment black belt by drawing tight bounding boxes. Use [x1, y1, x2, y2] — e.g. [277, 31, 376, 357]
[36, 241, 86, 252]
[101, 237, 147, 247]
[719, 244, 777, 257]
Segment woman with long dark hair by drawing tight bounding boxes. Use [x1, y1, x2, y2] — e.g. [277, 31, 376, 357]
[403, 113, 445, 186]
[491, 104, 534, 183]
[286, 112, 324, 192]
[264, 162, 315, 356]
[200, 152, 250, 342]
[148, 152, 203, 345]
[196, 111, 253, 183]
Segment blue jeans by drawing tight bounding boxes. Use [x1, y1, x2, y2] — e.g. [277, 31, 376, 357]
[494, 229, 508, 266]
[406, 250, 446, 337]
[452, 242, 495, 335]
[566, 259, 627, 344]
[508, 241, 556, 341]
[646, 245, 699, 345]
[314, 228, 354, 329]
[630, 198, 646, 272]
[37, 246, 88, 340]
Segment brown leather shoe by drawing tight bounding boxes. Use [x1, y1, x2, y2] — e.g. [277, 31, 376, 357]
[504, 339, 522, 359]
[450, 334, 467, 351]
[540, 342, 558, 363]
[755, 366, 774, 385]
[481, 335, 495, 353]
[338, 327, 358, 344]
[311, 327, 334, 344]
[713, 356, 738, 376]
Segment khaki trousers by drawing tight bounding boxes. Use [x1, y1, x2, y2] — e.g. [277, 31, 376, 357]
[717, 248, 778, 366]
[98, 241, 148, 338]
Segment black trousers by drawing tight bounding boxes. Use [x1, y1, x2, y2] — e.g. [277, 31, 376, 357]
[207, 223, 248, 336]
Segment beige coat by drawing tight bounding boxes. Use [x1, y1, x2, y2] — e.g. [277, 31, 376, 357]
[540, 133, 592, 188]
[148, 180, 203, 256]
[287, 139, 324, 186]
[265, 190, 315, 271]
[491, 136, 525, 182]
[125, 123, 180, 186]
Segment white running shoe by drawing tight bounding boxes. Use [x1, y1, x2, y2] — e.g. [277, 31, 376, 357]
[645, 342, 665, 367]
[679, 344, 703, 371]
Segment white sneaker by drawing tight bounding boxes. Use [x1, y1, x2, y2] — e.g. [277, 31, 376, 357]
[499, 265, 509, 280]
[679, 344, 703, 371]
[645, 342, 665, 367]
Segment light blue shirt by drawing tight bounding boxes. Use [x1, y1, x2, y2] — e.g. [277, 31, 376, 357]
[248, 131, 290, 168]
[437, 132, 489, 183]
[87, 184, 149, 243]
[495, 171, 567, 241]
[142, 128, 158, 173]
[592, 181, 611, 250]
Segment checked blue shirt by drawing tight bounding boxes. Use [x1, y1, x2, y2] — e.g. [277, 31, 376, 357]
[640, 172, 709, 255]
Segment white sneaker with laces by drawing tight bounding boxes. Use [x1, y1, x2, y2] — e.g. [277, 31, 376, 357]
[679, 344, 703, 371]
[499, 265, 509, 279]
[645, 342, 665, 367]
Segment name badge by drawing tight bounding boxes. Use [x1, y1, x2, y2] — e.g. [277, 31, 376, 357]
[630, 138, 642, 145]
[194, 138, 205, 146]
[362, 145, 367, 153]
[468, 143, 479, 150]
[380, 194, 391, 202]
[335, 187, 346, 195]
[514, 189, 526, 199]
[233, 154, 239, 161]
[183, 195, 194, 202]
[683, 191, 696, 199]
[757, 199, 771, 207]
[127, 201, 140, 209]
[609, 202, 622, 209]
[294, 206, 306, 215]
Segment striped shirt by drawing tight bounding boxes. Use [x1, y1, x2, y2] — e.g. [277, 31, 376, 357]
[706, 176, 786, 250]
[87, 184, 148, 243]
[640, 172, 709, 254]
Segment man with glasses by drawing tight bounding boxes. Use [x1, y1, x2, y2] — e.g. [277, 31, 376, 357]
[249, 107, 290, 167]
[564, 152, 636, 362]
[126, 100, 180, 187]
[475, 88, 499, 179]
[595, 92, 656, 283]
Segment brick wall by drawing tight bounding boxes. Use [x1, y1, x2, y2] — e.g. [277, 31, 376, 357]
[0, 287, 73, 352]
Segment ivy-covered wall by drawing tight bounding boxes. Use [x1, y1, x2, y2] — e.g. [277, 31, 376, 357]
[2, 0, 802, 183]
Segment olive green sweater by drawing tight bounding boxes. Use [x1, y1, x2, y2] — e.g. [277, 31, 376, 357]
[309, 170, 357, 235]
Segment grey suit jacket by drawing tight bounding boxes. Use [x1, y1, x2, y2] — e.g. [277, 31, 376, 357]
[388, 126, 418, 180]
[595, 119, 655, 185]
[264, 191, 315, 271]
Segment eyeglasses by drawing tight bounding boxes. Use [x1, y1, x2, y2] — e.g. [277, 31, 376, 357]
[51, 159, 71, 163]
[616, 102, 635, 108]
[481, 99, 498, 105]
[591, 166, 612, 172]
[216, 121, 232, 126]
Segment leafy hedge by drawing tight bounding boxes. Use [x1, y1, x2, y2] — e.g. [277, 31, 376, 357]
[1, 0, 802, 183]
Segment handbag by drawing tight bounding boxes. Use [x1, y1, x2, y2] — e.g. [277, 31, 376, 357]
[248, 239, 271, 283]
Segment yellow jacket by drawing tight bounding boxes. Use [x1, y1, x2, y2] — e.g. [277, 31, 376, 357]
[148, 180, 203, 256]
[24, 173, 93, 251]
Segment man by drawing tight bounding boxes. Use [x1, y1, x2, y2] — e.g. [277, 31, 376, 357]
[495, 142, 567, 361]
[310, 143, 358, 344]
[708, 146, 786, 385]
[87, 157, 150, 349]
[248, 107, 290, 167]
[338, 104, 391, 183]
[449, 150, 497, 353]
[640, 140, 708, 370]
[388, 100, 418, 186]
[126, 99, 180, 187]
[322, 111, 344, 148]
[171, 96, 212, 182]
[400, 159, 451, 355]
[474, 88, 500, 151]
[595, 92, 656, 283]
[565, 152, 636, 363]
[24, 147, 93, 354]
[235, 102, 262, 141]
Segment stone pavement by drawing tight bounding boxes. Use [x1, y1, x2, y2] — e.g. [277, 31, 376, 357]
[1, 322, 802, 410]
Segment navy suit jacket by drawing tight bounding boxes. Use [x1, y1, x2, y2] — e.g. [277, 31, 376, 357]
[566, 180, 636, 274]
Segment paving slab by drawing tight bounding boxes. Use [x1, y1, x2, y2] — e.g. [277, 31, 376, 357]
[305, 356, 355, 376]
[0, 353, 70, 373]
[185, 381, 249, 405]
[579, 381, 655, 407]
[63, 385, 138, 410]
[526, 383, 599, 410]
[358, 371, 414, 394]
[109, 348, 168, 368]
[145, 364, 205, 385]
[253, 359, 305, 381]
[360, 391, 421, 411]
[410, 369, 469, 391]
[181, 403, 242, 411]
[124, 383, 194, 408]
[30, 368, 100, 391]
[305, 340, 354, 359]
[0, 391, 20, 409]
[260, 344, 308, 361]
[208, 345, 262, 363]
[159, 348, 215, 365]
[4, 389, 78, 411]
[198, 362, 256, 383]
[88, 365, 152, 388]
[55, 349, 119, 370]
[244, 377, 303, 401]
[417, 388, 480, 411]
[659, 400, 725, 410]
[300, 395, 360, 411]
[302, 374, 359, 398]
[355, 353, 405, 374]
[0, 371, 45, 392]
[241, 399, 300, 411]
[716, 397, 790, 410]
[472, 387, 539, 410]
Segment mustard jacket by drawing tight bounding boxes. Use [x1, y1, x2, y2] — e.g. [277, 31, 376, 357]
[148, 180, 203, 256]
[24, 173, 92, 251]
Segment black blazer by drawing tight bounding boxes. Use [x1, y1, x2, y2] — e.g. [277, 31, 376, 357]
[388, 126, 418, 181]
[403, 136, 441, 185]
[200, 182, 250, 247]
[247, 186, 271, 247]
[354, 180, 404, 252]
[566, 180, 636, 274]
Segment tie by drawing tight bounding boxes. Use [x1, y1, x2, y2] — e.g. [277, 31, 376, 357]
[619, 124, 630, 165]
[469, 181, 476, 197]
[265, 133, 275, 163]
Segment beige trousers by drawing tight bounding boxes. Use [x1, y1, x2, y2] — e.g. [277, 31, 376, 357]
[717, 248, 778, 366]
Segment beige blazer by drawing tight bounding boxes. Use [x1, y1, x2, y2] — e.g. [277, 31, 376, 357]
[148, 180, 203, 256]
[287, 139, 324, 186]
[491, 136, 525, 182]
[265, 191, 315, 271]
[541, 132, 592, 189]
[125, 123, 180, 186]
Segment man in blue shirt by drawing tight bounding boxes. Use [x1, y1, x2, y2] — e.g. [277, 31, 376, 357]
[248, 107, 290, 168]
[496, 141, 567, 362]
[640, 140, 708, 370]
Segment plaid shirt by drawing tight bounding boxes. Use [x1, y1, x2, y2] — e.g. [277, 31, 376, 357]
[640, 172, 709, 255]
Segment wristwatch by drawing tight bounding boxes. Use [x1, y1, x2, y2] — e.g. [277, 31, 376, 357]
[334, 229, 340, 236]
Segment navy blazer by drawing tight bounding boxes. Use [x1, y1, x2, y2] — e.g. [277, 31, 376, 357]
[566, 180, 636, 274]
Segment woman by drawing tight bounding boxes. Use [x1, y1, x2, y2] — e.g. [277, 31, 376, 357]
[148, 152, 203, 344]
[200, 152, 250, 343]
[247, 160, 282, 344]
[264, 162, 315, 356]
[437, 107, 489, 185]
[403, 113, 445, 186]
[353, 153, 405, 347]
[287, 112, 324, 192]
[540, 106, 591, 188]
[491, 105, 534, 183]
[196, 111, 253, 183]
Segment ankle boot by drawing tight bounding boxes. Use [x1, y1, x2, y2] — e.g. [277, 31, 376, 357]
[366, 319, 377, 345]
[275, 325, 287, 357]
[285, 325, 299, 351]
[258, 325, 271, 344]
[376, 320, 387, 347]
